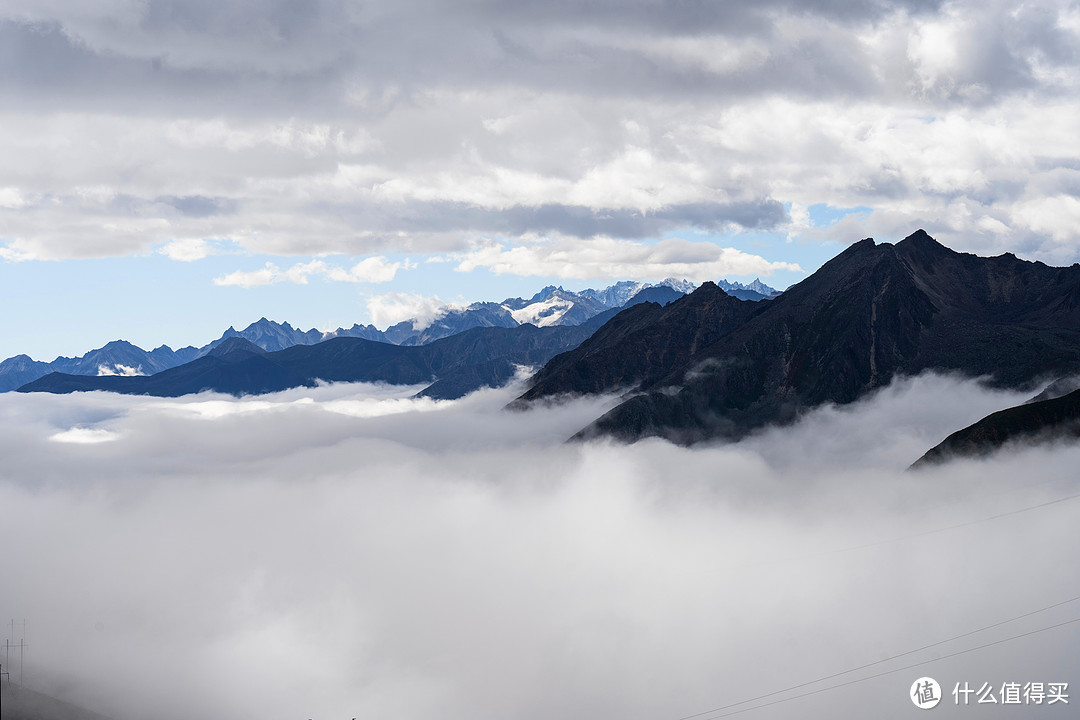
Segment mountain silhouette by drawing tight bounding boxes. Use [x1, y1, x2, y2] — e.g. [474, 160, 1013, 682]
[518, 230, 1080, 444]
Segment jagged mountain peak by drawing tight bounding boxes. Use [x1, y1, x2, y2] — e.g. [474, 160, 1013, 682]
[898, 228, 935, 244]
[657, 278, 698, 294]
[523, 285, 570, 304]
[895, 228, 956, 257]
[521, 230, 1080, 445]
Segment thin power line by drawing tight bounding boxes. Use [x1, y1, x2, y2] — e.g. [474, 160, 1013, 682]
[833, 490, 1080, 554]
[675, 593, 1080, 720]
[747, 489, 1080, 570]
[696, 616, 1080, 720]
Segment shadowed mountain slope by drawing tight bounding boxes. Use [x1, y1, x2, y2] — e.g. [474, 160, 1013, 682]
[519, 230, 1080, 444]
[622, 285, 687, 308]
[913, 387, 1080, 467]
[516, 283, 762, 402]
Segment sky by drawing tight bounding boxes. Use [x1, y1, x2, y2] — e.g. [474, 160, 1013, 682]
[1, 374, 1078, 719]
[3, 0, 1080, 359]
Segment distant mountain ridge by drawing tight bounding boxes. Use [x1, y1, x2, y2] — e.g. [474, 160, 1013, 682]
[18, 313, 623, 400]
[2, 276, 778, 392]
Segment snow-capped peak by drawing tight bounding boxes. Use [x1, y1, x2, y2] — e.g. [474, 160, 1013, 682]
[504, 294, 575, 327]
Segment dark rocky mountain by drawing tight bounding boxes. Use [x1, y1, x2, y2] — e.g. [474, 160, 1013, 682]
[516, 283, 762, 403]
[913, 386, 1080, 467]
[19, 316, 616, 400]
[415, 306, 620, 399]
[519, 230, 1080, 444]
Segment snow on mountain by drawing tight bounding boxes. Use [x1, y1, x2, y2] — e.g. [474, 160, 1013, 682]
[507, 294, 575, 327]
[96, 364, 145, 377]
[2, 275, 782, 391]
[578, 281, 648, 309]
[657, 278, 699, 295]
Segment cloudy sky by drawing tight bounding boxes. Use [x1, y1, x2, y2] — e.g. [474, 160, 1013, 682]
[2, 0, 1080, 359]
[2, 375, 1078, 720]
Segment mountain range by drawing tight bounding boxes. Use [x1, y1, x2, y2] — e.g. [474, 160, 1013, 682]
[16, 230, 1080, 462]
[19, 311, 627, 400]
[5, 278, 769, 393]
[517, 230, 1080, 445]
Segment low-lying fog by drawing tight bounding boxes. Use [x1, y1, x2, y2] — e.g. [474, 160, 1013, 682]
[1, 374, 1077, 719]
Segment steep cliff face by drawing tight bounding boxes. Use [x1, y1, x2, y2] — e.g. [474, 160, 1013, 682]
[913, 386, 1080, 468]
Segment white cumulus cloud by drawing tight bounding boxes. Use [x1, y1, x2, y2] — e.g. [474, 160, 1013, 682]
[214, 256, 407, 288]
[454, 236, 802, 282]
[48, 426, 120, 444]
[156, 238, 214, 262]
[365, 292, 454, 330]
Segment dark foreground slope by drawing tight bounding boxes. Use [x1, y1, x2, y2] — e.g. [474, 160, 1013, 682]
[19, 317, 616, 400]
[913, 386, 1080, 467]
[520, 230, 1080, 444]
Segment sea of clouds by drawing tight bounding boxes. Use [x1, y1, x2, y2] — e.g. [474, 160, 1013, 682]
[1, 375, 1078, 720]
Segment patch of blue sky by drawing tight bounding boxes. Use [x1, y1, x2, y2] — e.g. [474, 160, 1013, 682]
[0, 251, 353, 361]
[806, 202, 873, 228]
[0, 248, 583, 361]
[1, 203, 874, 360]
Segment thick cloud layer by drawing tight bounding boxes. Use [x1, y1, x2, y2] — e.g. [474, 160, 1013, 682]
[2, 0, 1080, 268]
[1, 375, 1078, 720]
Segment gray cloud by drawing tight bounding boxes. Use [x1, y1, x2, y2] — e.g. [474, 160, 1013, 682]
[315, 199, 789, 238]
[0, 0, 1063, 113]
[2, 1, 1080, 264]
[1, 374, 1078, 720]
[156, 195, 239, 218]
